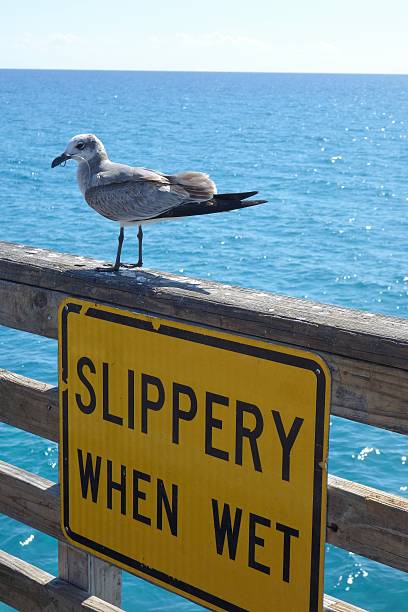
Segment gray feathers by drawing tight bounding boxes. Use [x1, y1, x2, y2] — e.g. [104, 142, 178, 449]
[52, 134, 266, 270]
[53, 134, 263, 226]
[168, 171, 217, 201]
[85, 180, 187, 222]
[83, 160, 217, 223]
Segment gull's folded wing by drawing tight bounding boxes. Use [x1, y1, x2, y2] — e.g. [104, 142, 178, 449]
[85, 181, 187, 222]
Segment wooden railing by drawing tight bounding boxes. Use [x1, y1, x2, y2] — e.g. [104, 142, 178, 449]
[0, 240, 406, 611]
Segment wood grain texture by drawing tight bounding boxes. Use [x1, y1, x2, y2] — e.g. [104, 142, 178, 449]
[327, 475, 408, 572]
[0, 460, 407, 574]
[0, 460, 60, 540]
[0, 549, 123, 611]
[329, 355, 408, 434]
[0, 369, 58, 442]
[323, 594, 366, 612]
[1, 241, 408, 433]
[58, 543, 122, 607]
[0, 549, 362, 612]
[0, 278, 62, 338]
[58, 542, 90, 591]
[0, 461, 121, 607]
[2, 352, 408, 439]
[0, 241, 408, 370]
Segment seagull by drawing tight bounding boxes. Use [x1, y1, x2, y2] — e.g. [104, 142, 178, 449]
[51, 134, 267, 271]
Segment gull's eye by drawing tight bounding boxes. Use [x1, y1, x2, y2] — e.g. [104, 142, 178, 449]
[76, 142, 85, 151]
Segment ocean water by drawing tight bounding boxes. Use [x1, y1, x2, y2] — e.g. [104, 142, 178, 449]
[0, 69, 407, 611]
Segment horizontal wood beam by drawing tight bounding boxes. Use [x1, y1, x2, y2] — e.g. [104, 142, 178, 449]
[0, 241, 407, 371]
[0, 460, 60, 539]
[0, 460, 407, 574]
[0, 549, 363, 612]
[0, 549, 123, 611]
[323, 594, 366, 612]
[2, 347, 408, 440]
[0, 370, 58, 442]
[329, 354, 408, 434]
[327, 475, 408, 572]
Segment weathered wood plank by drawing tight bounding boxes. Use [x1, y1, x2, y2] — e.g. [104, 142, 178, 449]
[0, 241, 408, 370]
[0, 549, 363, 612]
[0, 549, 123, 611]
[58, 543, 121, 607]
[323, 594, 366, 612]
[327, 475, 408, 572]
[0, 369, 58, 442]
[0, 278, 62, 338]
[0, 461, 121, 607]
[1, 242, 408, 434]
[329, 355, 408, 434]
[2, 348, 408, 438]
[59, 542, 90, 591]
[1, 460, 407, 574]
[0, 460, 60, 540]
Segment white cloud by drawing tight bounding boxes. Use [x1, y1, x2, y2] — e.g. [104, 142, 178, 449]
[48, 33, 81, 47]
[154, 31, 273, 53]
[12, 32, 81, 53]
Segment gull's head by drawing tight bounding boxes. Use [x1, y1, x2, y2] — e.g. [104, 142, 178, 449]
[51, 134, 107, 168]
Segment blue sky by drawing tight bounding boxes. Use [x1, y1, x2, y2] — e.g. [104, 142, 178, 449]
[1, 0, 408, 73]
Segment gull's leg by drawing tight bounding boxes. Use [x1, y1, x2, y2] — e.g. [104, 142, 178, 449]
[136, 225, 143, 267]
[113, 226, 124, 271]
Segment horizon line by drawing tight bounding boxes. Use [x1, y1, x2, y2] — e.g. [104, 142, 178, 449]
[0, 67, 408, 77]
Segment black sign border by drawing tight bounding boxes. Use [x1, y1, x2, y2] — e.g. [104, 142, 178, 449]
[61, 301, 328, 612]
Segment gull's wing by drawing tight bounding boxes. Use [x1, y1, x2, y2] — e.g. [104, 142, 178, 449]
[85, 180, 189, 222]
[85, 162, 217, 222]
[94, 163, 170, 186]
[94, 163, 216, 198]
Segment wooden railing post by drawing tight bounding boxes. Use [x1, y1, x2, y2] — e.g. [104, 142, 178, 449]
[58, 542, 122, 607]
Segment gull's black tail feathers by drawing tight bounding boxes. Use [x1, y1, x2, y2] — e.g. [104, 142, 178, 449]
[159, 191, 267, 219]
[214, 190, 260, 201]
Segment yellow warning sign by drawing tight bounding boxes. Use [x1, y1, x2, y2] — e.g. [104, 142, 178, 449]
[59, 298, 330, 612]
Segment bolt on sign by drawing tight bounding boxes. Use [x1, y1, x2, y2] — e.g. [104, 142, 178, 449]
[59, 298, 330, 612]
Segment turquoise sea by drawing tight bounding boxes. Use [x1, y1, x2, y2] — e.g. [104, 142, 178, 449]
[0, 70, 407, 611]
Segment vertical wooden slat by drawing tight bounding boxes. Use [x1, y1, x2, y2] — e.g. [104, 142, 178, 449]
[58, 543, 90, 591]
[58, 543, 122, 607]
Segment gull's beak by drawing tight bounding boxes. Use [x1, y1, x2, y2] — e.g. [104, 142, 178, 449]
[51, 152, 70, 168]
